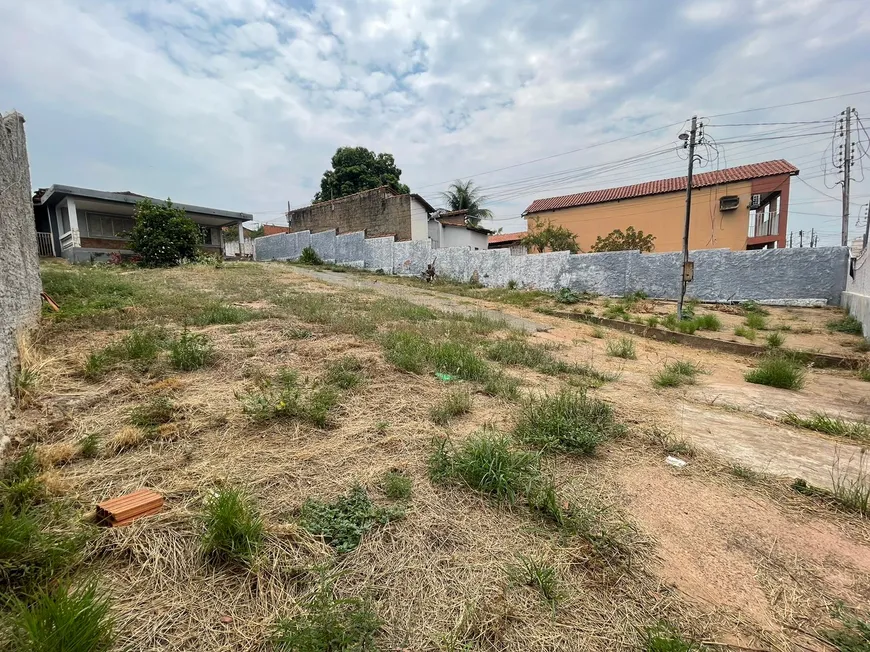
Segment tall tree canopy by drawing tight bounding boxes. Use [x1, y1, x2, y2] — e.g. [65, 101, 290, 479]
[440, 179, 493, 226]
[521, 217, 579, 254]
[313, 147, 409, 203]
[589, 227, 656, 253]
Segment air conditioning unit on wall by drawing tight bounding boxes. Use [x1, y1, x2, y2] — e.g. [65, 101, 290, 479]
[719, 195, 740, 211]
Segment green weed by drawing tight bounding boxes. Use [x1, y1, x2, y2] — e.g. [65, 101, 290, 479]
[653, 360, 702, 388]
[485, 339, 552, 370]
[859, 366, 870, 382]
[170, 331, 213, 371]
[555, 288, 580, 304]
[733, 325, 757, 341]
[381, 330, 429, 374]
[693, 314, 721, 331]
[1, 448, 43, 510]
[238, 370, 338, 427]
[744, 355, 806, 390]
[827, 314, 863, 335]
[506, 280, 518, 290]
[744, 312, 767, 330]
[430, 389, 473, 425]
[831, 452, 870, 517]
[514, 390, 625, 455]
[189, 303, 259, 326]
[740, 301, 768, 316]
[78, 433, 100, 459]
[822, 612, 870, 651]
[781, 412, 870, 443]
[644, 623, 701, 651]
[382, 471, 413, 500]
[645, 316, 660, 328]
[606, 337, 636, 360]
[431, 341, 491, 382]
[298, 246, 323, 265]
[480, 371, 522, 401]
[325, 356, 364, 390]
[506, 554, 563, 607]
[7, 581, 114, 652]
[129, 396, 175, 429]
[285, 326, 313, 340]
[729, 464, 760, 482]
[590, 326, 605, 339]
[299, 485, 403, 553]
[272, 576, 381, 651]
[765, 332, 785, 349]
[201, 486, 264, 566]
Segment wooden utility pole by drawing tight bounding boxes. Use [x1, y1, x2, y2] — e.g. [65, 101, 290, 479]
[842, 107, 852, 247]
[677, 116, 698, 321]
[799, 230, 804, 248]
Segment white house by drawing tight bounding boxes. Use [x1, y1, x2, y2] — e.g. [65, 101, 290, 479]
[427, 209, 492, 250]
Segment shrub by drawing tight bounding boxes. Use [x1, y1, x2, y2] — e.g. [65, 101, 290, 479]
[128, 198, 201, 266]
[429, 432, 539, 504]
[272, 578, 381, 652]
[734, 325, 757, 341]
[514, 389, 624, 455]
[589, 226, 655, 253]
[299, 485, 403, 553]
[201, 487, 264, 565]
[606, 337, 636, 359]
[653, 360, 702, 388]
[299, 246, 324, 265]
[505, 554, 563, 607]
[170, 331, 214, 370]
[555, 288, 580, 304]
[693, 314, 721, 331]
[325, 356, 364, 390]
[381, 471, 413, 500]
[506, 280, 518, 290]
[744, 312, 767, 330]
[827, 314, 863, 335]
[430, 389, 472, 425]
[744, 355, 806, 390]
[7, 581, 114, 652]
[765, 332, 785, 349]
[522, 217, 579, 253]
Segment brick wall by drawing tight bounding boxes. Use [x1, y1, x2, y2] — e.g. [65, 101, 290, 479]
[81, 237, 131, 249]
[263, 224, 290, 235]
[289, 187, 413, 241]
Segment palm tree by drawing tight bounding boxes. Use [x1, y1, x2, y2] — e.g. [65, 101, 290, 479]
[440, 180, 493, 225]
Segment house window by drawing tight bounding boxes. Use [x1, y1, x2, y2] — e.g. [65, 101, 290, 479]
[82, 212, 135, 239]
[59, 207, 70, 233]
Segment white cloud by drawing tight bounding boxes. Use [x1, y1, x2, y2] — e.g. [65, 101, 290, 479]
[0, 0, 867, 243]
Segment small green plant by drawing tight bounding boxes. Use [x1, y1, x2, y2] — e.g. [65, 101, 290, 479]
[603, 304, 629, 320]
[130, 396, 175, 429]
[429, 432, 539, 504]
[506, 280, 518, 290]
[272, 576, 381, 651]
[485, 339, 552, 370]
[693, 314, 721, 331]
[606, 337, 636, 359]
[645, 315, 660, 328]
[653, 360, 701, 388]
[0, 448, 43, 511]
[430, 389, 472, 425]
[822, 611, 870, 651]
[170, 331, 213, 370]
[644, 623, 700, 651]
[381, 471, 413, 500]
[733, 325, 757, 341]
[7, 581, 115, 652]
[78, 433, 100, 459]
[189, 304, 257, 326]
[590, 326, 605, 339]
[285, 327, 313, 340]
[480, 371, 521, 401]
[381, 330, 429, 374]
[120, 328, 166, 361]
[744, 355, 806, 390]
[514, 389, 625, 455]
[201, 486, 264, 565]
[238, 370, 338, 427]
[555, 287, 580, 304]
[505, 554, 563, 607]
[859, 366, 870, 382]
[431, 341, 490, 382]
[299, 485, 403, 553]
[831, 452, 870, 517]
[781, 412, 870, 442]
[299, 246, 324, 265]
[325, 356, 364, 390]
[855, 339, 870, 353]
[827, 314, 863, 335]
[744, 312, 767, 330]
[765, 332, 785, 349]
[740, 301, 768, 316]
[14, 367, 38, 404]
[730, 464, 760, 481]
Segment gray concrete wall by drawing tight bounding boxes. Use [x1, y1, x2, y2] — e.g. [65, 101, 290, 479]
[254, 228, 850, 306]
[843, 250, 870, 338]
[0, 112, 42, 432]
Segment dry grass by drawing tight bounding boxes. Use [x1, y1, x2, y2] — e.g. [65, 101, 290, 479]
[36, 442, 78, 468]
[12, 260, 865, 651]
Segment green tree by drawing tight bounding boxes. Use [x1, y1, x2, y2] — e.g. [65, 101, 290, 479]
[313, 147, 409, 203]
[521, 217, 580, 254]
[440, 179, 493, 226]
[223, 224, 264, 242]
[589, 226, 656, 253]
[128, 199, 201, 267]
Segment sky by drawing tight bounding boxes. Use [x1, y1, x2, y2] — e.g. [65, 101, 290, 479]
[2, 0, 870, 246]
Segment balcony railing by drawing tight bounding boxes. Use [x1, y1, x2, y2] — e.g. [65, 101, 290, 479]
[35, 231, 55, 257]
[749, 211, 779, 238]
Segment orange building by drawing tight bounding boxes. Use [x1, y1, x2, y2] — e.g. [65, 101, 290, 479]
[523, 160, 798, 252]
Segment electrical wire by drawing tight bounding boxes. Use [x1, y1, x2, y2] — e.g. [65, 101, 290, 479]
[704, 89, 870, 118]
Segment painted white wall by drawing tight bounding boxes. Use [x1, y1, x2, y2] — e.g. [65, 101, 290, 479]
[428, 219, 442, 248]
[410, 198, 429, 241]
[440, 226, 489, 249]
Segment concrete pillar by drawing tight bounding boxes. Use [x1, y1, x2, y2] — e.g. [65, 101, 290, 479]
[66, 198, 81, 247]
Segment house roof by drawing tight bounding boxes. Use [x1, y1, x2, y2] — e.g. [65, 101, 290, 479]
[410, 193, 436, 213]
[489, 231, 527, 245]
[433, 210, 493, 235]
[35, 185, 253, 223]
[524, 160, 799, 214]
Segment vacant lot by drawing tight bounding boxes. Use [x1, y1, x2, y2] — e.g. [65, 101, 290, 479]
[3, 259, 869, 651]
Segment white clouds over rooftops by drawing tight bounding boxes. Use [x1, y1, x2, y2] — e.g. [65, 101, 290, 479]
[1, 0, 868, 242]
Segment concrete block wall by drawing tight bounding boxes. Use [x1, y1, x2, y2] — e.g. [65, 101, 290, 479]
[254, 230, 850, 306]
[843, 250, 870, 338]
[0, 112, 42, 435]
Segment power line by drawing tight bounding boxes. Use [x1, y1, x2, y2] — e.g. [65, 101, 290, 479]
[704, 89, 870, 118]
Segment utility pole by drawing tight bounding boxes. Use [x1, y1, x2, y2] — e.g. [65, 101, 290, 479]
[863, 204, 870, 250]
[789, 232, 793, 248]
[841, 107, 852, 247]
[799, 230, 804, 248]
[810, 228, 815, 248]
[677, 116, 698, 321]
